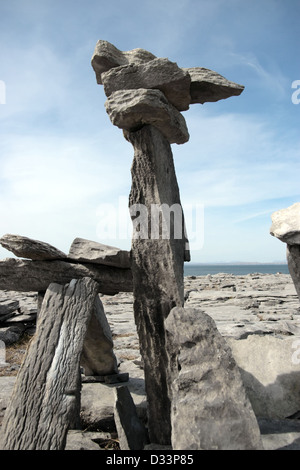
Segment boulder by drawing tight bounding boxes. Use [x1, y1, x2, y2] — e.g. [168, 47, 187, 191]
[68, 238, 130, 268]
[227, 335, 300, 419]
[80, 296, 118, 376]
[183, 67, 244, 104]
[270, 203, 300, 245]
[105, 88, 189, 145]
[102, 58, 191, 111]
[91, 39, 156, 85]
[0, 234, 67, 260]
[164, 307, 263, 450]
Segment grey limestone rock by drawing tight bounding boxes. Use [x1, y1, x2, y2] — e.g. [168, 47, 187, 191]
[0, 257, 132, 295]
[270, 204, 300, 301]
[105, 88, 189, 145]
[68, 237, 130, 268]
[183, 67, 244, 104]
[127, 125, 189, 445]
[91, 39, 156, 85]
[80, 296, 118, 376]
[165, 306, 263, 450]
[0, 277, 99, 450]
[113, 386, 148, 450]
[287, 244, 300, 300]
[227, 335, 300, 420]
[270, 203, 300, 245]
[0, 234, 67, 260]
[102, 58, 191, 111]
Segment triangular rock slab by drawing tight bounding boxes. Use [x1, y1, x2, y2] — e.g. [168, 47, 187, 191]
[165, 306, 263, 450]
[80, 295, 118, 376]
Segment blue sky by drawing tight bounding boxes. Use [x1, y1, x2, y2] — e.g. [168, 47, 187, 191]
[0, 0, 299, 263]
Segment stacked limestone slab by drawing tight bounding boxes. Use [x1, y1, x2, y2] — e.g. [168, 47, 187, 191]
[270, 203, 300, 301]
[0, 233, 132, 378]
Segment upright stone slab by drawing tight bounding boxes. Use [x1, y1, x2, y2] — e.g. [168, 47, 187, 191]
[0, 277, 99, 450]
[127, 125, 189, 445]
[80, 295, 118, 376]
[165, 307, 263, 450]
[114, 386, 149, 450]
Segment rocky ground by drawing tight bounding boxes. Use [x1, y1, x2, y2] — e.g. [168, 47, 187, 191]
[1, 272, 300, 450]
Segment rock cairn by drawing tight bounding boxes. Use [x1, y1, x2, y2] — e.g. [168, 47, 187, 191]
[90, 40, 263, 449]
[0, 41, 266, 450]
[270, 203, 300, 301]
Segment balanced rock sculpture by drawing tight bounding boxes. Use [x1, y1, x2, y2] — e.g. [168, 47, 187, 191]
[91, 40, 249, 446]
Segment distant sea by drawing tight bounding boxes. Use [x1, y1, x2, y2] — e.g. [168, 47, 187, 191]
[184, 264, 289, 276]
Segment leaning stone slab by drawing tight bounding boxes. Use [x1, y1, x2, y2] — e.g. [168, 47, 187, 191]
[0, 234, 67, 260]
[0, 258, 132, 295]
[91, 39, 156, 84]
[102, 58, 191, 111]
[183, 67, 244, 104]
[114, 386, 149, 450]
[0, 277, 99, 450]
[164, 307, 263, 450]
[105, 88, 189, 145]
[270, 203, 300, 245]
[80, 296, 118, 376]
[68, 237, 130, 268]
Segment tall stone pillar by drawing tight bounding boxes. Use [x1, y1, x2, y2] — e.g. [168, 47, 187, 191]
[91, 39, 244, 445]
[127, 125, 187, 443]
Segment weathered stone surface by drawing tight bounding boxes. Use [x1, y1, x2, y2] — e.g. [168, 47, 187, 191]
[0, 325, 26, 345]
[80, 296, 118, 376]
[80, 379, 147, 432]
[227, 335, 300, 420]
[0, 258, 132, 295]
[183, 67, 244, 104]
[270, 203, 300, 245]
[165, 307, 263, 450]
[113, 386, 148, 450]
[287, 244, 300, 301]
[0, 299, 19, 316]
[102, 58, 191, 111]
[127, 125, 188, 445]
[91, 39, 156, 84]
[105, 89, 189, 145]
[65, 430, 102, 450]
[68, 237, 130, 268]
[0, 277, 99, 450]
[0, 234, 67, 260]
